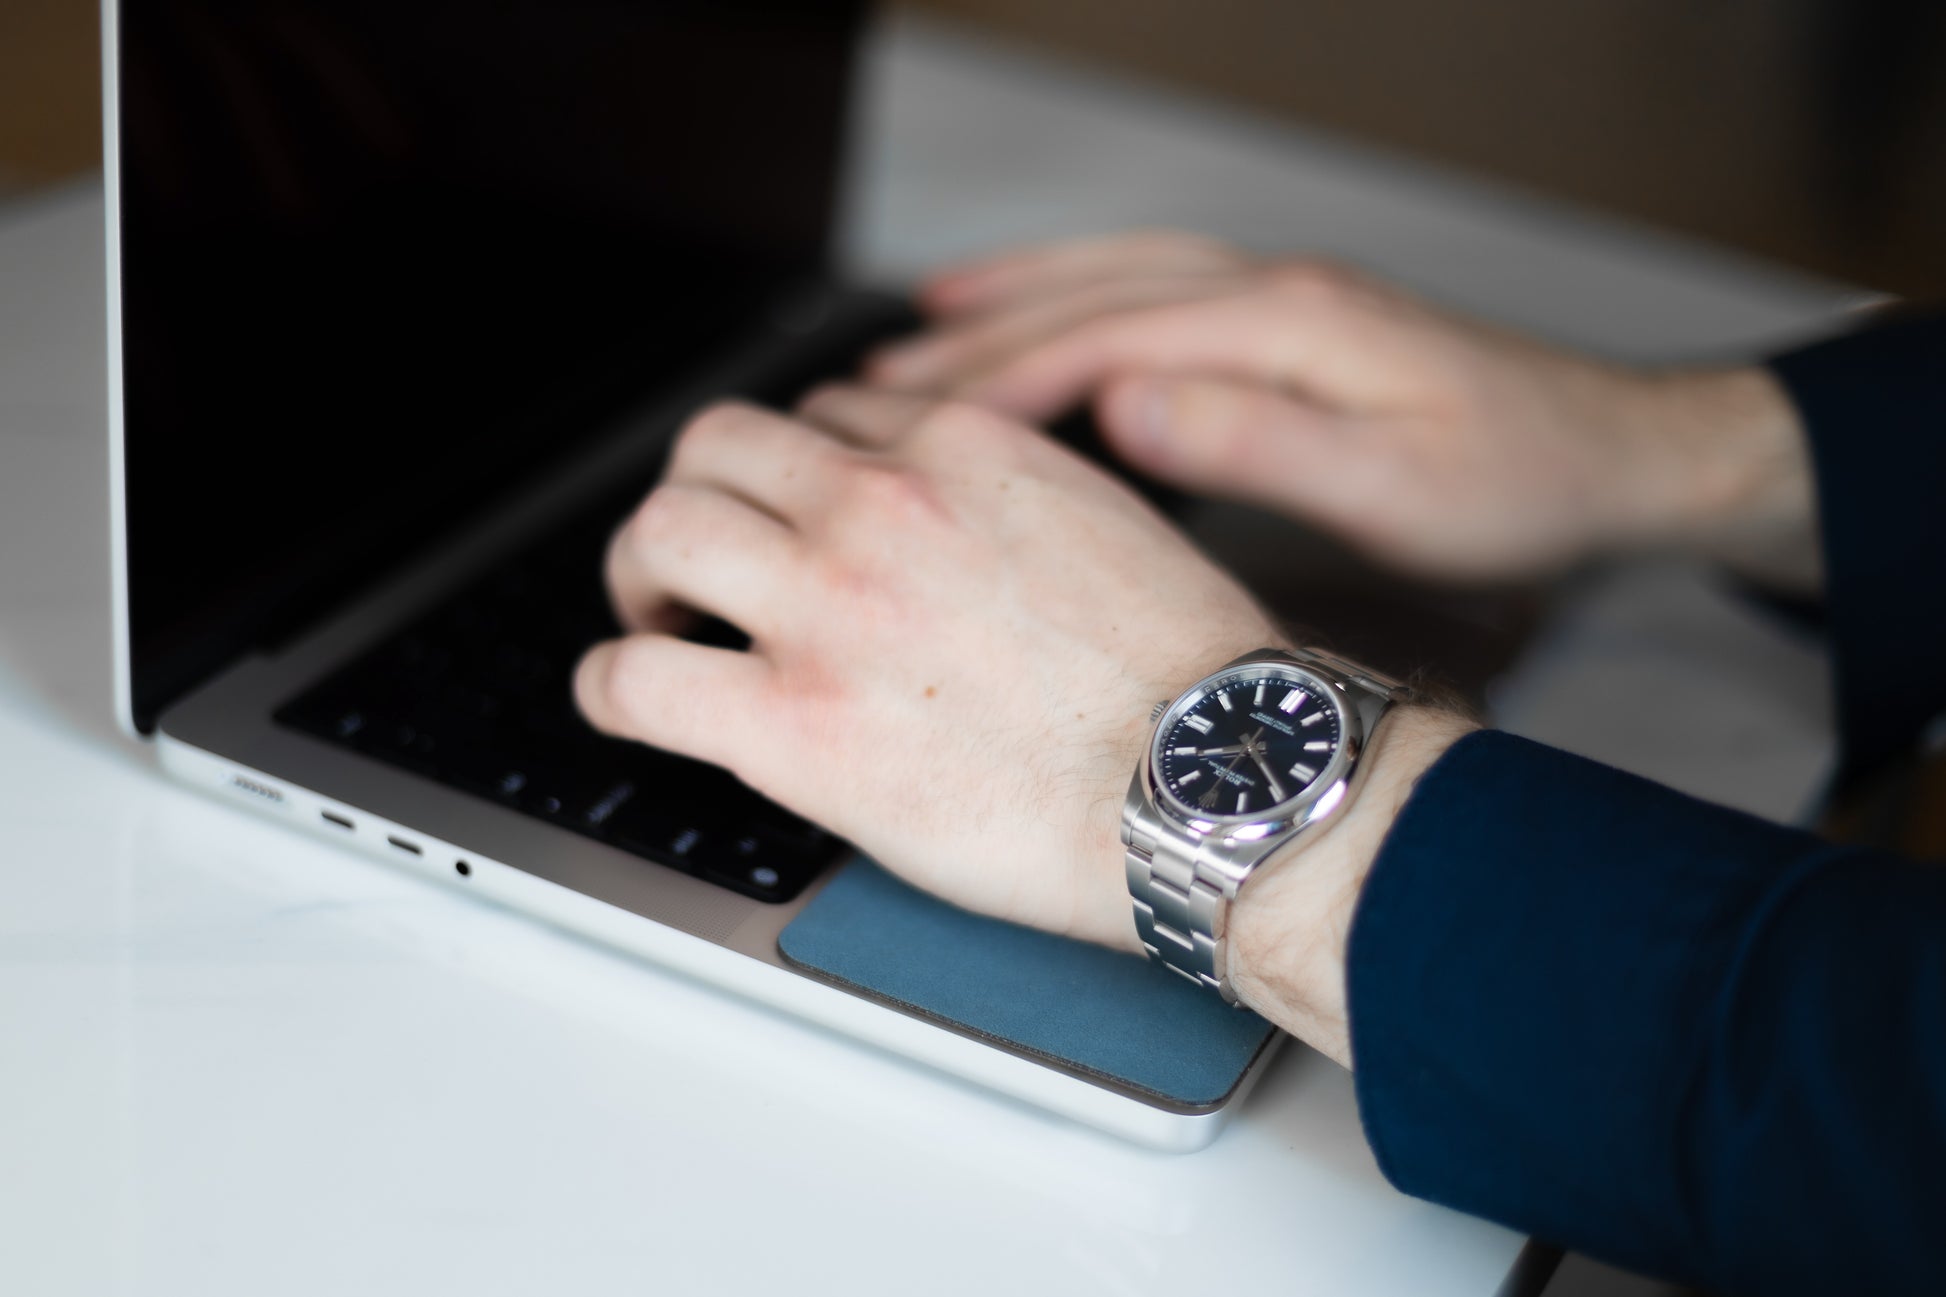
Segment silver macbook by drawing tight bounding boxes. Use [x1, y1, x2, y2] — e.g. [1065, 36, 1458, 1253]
[102, 0, 1280, 1150]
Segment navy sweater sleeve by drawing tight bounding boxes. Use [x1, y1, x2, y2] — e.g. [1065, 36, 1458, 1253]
[1347, 314, 1946, 1293]
[1766, 311, 1946, 775]
[1350, 734, 1946, 1294]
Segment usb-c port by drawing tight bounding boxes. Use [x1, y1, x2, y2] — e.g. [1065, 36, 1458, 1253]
[387, 836, 423, 856]
[321, 811, 354, 831]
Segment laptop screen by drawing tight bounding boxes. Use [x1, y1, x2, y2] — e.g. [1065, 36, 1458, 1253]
[115, 0, 865, 732]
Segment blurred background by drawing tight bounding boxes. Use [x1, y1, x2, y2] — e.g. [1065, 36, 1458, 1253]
[6, 0, 1945, 297]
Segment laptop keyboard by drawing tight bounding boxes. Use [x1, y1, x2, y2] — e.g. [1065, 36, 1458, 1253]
[275, 495, 845, 903]
[267, 279, 1176, 910]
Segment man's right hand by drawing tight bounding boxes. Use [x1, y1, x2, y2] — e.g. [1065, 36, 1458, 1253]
[868, 231, 1820, 588]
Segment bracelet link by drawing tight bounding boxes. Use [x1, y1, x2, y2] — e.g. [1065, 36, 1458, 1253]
[1289, 645, 1413, 705]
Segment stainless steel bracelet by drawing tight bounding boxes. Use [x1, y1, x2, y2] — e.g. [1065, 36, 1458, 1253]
[1285, 647, 1412, 710]
[1124, 811, 1253, 1000]
[1123, 647, 1410, 1004]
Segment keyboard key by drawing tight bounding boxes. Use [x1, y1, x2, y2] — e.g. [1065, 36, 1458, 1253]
[602, 802, 710, 869]
[438, 744, 537, 803]
[581, 779, 638, 830]
[694, 826, 833, 899]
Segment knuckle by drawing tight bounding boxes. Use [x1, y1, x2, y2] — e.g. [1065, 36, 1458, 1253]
[621, 485, 687, 549]
[907, 401, 1036, 475]
[841, 458, 936, 516]
[805, 546, 871, 601]
[913, 399, 1003, 448]
[1265, 257, 1364, 305]
[669, 400, 748, 463]
[666, 424, 709, 475]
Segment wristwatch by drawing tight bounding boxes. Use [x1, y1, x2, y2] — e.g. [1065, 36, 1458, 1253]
[1122, 646, 1411, 1003]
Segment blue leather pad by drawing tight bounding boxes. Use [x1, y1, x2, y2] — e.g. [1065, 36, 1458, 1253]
[777, 860, 1278, 1108]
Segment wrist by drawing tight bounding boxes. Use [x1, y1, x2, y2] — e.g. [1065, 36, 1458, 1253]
[1612, 366, 1821, 589]
[1078, 702, 1167, 956]
[1225, 704, 1477, 1067]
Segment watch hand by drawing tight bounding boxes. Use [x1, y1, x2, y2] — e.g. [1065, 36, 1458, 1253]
[1246, 746, 1287, 804]
[1199, 743, 1256, 809]
[1235, 726, 1286, 804]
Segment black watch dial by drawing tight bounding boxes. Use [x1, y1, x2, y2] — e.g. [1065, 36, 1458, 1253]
[1156, 673, 1343, 819]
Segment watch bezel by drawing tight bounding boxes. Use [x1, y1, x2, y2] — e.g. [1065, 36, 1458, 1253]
[1145, 659, 1364, 838]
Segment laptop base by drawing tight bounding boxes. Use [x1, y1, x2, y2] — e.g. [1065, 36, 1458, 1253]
[158, 732, 1279, 1151]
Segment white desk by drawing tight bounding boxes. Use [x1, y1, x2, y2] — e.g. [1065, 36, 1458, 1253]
[0, 15, 1857, 1296]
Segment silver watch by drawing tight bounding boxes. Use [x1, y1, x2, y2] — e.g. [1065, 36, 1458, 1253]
[1122, 647, 1411, 1003]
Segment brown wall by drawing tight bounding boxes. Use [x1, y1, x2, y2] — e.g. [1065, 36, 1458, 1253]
[907, 0, 1946, 297]
[0, 0, 99, 195]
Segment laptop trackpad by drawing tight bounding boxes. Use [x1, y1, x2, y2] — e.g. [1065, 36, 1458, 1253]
[777, 860, 1277, 1109]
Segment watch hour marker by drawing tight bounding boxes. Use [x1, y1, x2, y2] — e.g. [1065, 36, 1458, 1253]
[1299, 711, 1325, 726]
[1235, 792, 1249, 814]
[1253, 683, 1266, 705]
[1178, 769, 1202, 785]
[1288, 762, 1318, 783]
[1304, 740, 1330, 751]
[1184, 714, 1215, 734]
[1278, 688, 1304, 714]
[1172, 746, 1198, 756]
[1217, 691, 1234, 711]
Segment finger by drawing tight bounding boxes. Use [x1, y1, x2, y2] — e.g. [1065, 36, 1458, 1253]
[574, 633, 774, 772]
[665, 400, 852, 522]
[918, 229, 1247, 318]
[954, 280, 1376, 423]
[865, 272, 1245, 394]
[1095, 373, 1367, 526]
[605, 483, 801, 637]
[795, 383, 937, 449]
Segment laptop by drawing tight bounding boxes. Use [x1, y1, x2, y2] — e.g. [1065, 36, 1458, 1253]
[102, 0, 1282, 1150]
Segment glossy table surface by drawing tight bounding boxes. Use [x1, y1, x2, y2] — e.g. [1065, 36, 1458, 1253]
[0, 14, 1855, 1296]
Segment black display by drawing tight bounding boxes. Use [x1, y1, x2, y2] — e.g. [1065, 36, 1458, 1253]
[1155, 674, 1343, 819]
[116, 0, 865, 731]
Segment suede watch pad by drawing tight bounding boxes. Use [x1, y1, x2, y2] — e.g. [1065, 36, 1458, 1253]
[777, 860, 1277, 1108]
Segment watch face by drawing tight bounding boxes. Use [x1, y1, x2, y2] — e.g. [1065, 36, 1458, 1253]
[1153, 668, 1347, 822]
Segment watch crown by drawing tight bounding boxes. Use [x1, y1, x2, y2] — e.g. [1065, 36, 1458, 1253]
[1149, 700, 1168, 722]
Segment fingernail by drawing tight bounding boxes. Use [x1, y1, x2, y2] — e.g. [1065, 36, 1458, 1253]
[1111, 378, 1168, 452]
